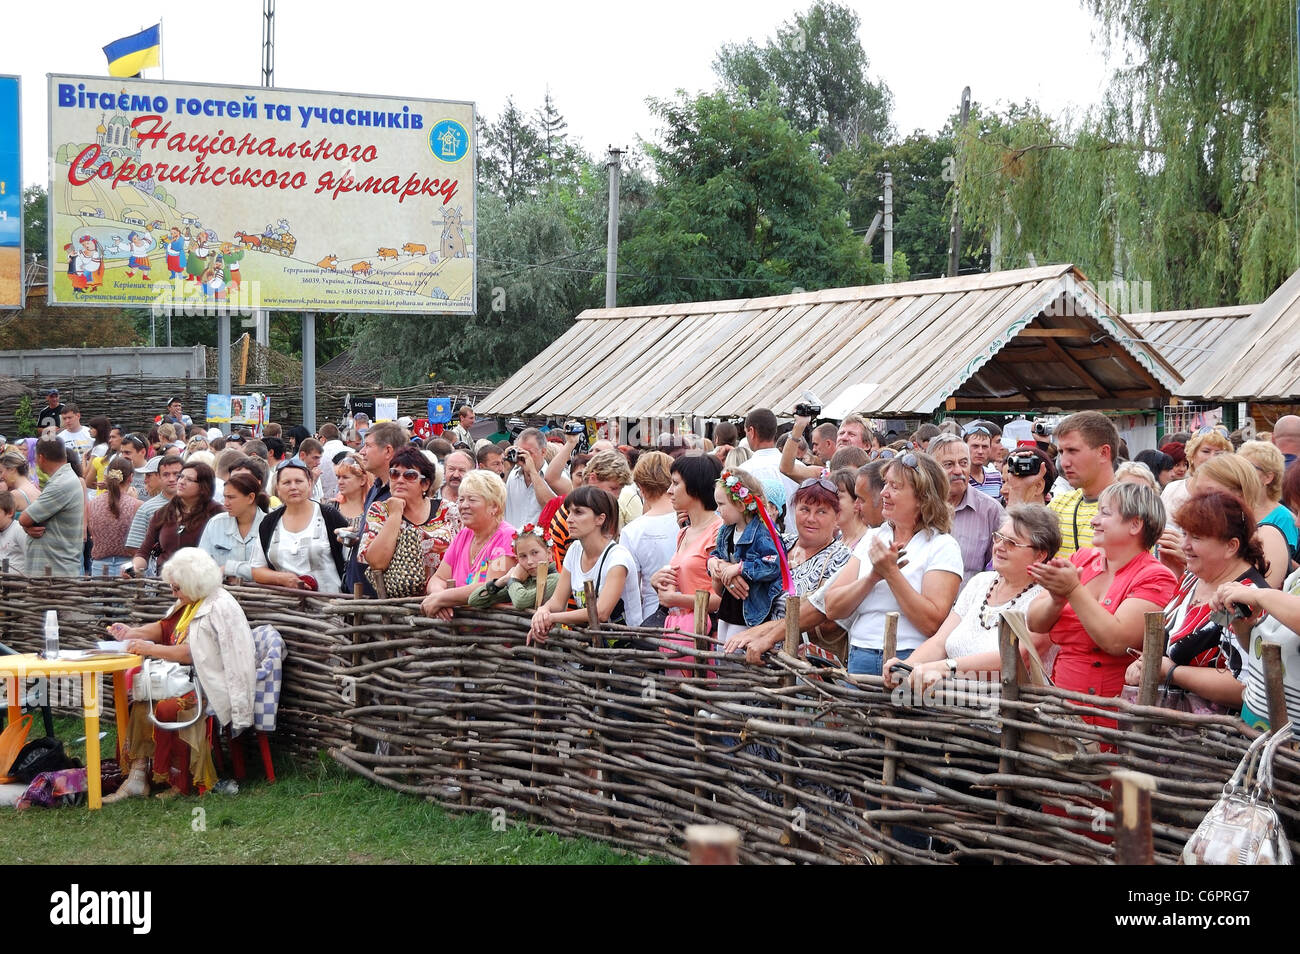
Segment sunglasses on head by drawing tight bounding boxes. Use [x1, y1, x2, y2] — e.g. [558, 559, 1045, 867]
[798, 476, 837, 494]
[898, 453, 921, 470]
[122, 434, 147, 449]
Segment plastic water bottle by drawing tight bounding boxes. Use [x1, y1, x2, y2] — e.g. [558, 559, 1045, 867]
[43, 610, 59, 661]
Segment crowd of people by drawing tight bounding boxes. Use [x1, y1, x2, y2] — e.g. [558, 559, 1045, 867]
[6, 387, 1300, 748]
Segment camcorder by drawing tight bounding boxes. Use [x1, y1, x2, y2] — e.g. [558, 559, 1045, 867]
[564, 420, 589, 455]
[1007, 453, 1044, 478]
[794, 390, 823, 420]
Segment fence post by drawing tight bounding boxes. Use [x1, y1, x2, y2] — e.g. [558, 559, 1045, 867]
[878, 611, 900, 859]
[530, 564, 548, 803]
[996, 613, 1022, 848]
[693, 588, 710, 801]
[1137, 612, 1165, 707]
[1262, 642, 1290, 737]
[1111, 769, 1157, 865]
[685, 824, 740, 865]
[583, 579, 606, 797]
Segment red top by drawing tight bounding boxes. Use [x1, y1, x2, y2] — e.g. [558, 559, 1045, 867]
[1050, 548, 1178, 701]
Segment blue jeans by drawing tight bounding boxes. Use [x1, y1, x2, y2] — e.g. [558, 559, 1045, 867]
[847, 645, 914, 676]
[90, 556, 129, 579]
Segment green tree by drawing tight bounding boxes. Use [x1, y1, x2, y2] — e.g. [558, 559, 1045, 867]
[619, 90, 875, 305]
[956, 0, 1297, 308]
[535, 91, 583, 191]
[481, 98, 546, 209]
[23, 185, 46, 264]
[714, 0, 893, 155]
[348, 189, 600, 382]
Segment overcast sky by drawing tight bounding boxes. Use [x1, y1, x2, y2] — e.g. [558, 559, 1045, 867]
[8, 0, 1116, 187]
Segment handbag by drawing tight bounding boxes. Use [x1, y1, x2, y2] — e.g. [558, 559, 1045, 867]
[1001, 610, 1101, 758]
[1183, 723, 1294, 865]
[10, 736, 79, 783]
[364, 504, 434, 599]
[0, 713, 33, 783]
[133, 657, 205, 730]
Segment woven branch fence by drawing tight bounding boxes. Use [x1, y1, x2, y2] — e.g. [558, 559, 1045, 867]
[2, 573, 1296, 865]
[0, 372, 499, 437]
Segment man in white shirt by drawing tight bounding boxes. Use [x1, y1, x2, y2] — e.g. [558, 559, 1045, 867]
[56, 404, 94, 460]
[742, 407, 797, 514]
[504, 428, 555, 529]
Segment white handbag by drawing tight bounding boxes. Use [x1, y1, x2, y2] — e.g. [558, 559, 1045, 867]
[133, 658, 205, 730]
[1183, 722, 1293, 865]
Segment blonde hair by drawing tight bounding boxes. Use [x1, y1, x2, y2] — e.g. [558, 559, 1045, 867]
[884, 453, 953, 535]
[585, 450, 632, 488]
[1193, 453, 1266, 508]
[632, 451, 673, 498]
[1185, 430, 1233, 473]
[1238, 440, 1285, 503]
[1115, 461, 1159, 492]
[718, 468, 771, 526]
[458, 469, 506, 518]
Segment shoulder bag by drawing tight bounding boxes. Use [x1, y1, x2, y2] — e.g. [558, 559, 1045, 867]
[133, 657, 205, 730]
[1183, 723, 1294, 865]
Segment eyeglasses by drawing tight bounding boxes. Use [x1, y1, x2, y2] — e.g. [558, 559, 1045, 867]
[992, 530, 1035, 550]
[798, 476, 837, 493]
[389, 467, 424, 482]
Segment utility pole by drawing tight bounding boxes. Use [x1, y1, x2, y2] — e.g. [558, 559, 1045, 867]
[882, 163, 893, 281]
[605, 147, 622, 308]
[947, 86, 970, 278]
[253, 0, 273, 350]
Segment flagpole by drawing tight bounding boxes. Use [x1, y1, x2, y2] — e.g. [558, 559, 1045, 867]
[159, 18, 165, 79]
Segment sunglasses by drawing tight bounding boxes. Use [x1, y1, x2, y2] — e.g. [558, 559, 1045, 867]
[798, 476, 837, 493]
[898, 453, 921, 470]
[122, 434, 147, 449]
[992, 530, 1035, 550]
[963, 425, 991, 437]
[389, 467, 424, 482]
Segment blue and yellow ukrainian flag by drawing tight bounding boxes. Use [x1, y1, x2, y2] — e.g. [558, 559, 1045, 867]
[103, 25, 161, 78]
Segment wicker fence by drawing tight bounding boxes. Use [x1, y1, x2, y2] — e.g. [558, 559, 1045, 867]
[0, 372, 499, 438]
[2, 573, 1295, 865]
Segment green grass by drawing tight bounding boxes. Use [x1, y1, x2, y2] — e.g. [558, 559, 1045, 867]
[2, 719, 658, 865]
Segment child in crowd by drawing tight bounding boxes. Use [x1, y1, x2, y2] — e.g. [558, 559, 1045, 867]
[469, 523, 559, 610]
[528, 485, 644, 644]
[0, 491, 26, 574]
[708, 469, 786, 641]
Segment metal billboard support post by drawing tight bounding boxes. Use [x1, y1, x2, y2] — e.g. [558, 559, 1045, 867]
[302, 312, 316, 431]
[217, 311, 231, 435]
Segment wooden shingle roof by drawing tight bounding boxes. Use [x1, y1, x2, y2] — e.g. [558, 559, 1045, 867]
[479, 265, 1181, 418]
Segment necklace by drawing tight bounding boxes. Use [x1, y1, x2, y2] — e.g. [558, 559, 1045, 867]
[466, 531, 493, 572]
[979, 576, 1035, 629]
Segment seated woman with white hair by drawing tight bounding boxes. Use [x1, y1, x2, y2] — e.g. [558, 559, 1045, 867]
[104, 548, 257, 801]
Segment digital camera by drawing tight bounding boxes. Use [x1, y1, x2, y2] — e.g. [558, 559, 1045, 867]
[504, 447, 520, 464]
[1007, 453, 1043, 477]
[794, 401, 822, 419]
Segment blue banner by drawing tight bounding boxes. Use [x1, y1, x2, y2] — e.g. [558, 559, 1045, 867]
[0, 74, 20, 308]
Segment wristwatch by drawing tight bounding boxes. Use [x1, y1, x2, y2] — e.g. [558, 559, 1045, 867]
[946, 658, 958, 674]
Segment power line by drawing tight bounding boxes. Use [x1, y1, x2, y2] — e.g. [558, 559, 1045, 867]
[480, 256, 789, 286]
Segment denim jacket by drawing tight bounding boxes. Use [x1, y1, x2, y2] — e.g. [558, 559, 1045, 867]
[713, 517, 785, 626]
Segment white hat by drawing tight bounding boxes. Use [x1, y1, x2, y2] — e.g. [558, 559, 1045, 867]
[207, 427, 223, 440]
[397, 416, 414, 428]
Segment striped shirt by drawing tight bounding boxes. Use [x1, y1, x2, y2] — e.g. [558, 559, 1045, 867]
[970, 464, 1003, 499]
[1048, 488, 1100, 558]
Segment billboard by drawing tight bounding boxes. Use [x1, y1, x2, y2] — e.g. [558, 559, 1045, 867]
[47, 75, 475, 314]
[0, 75, 20, 309]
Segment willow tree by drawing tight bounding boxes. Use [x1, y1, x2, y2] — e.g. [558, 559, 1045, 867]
[956, 0, 1299, 309]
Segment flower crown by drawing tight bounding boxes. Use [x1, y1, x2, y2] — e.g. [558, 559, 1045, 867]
[512, 523, 553, 549]
[720, 470, 759, 513]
